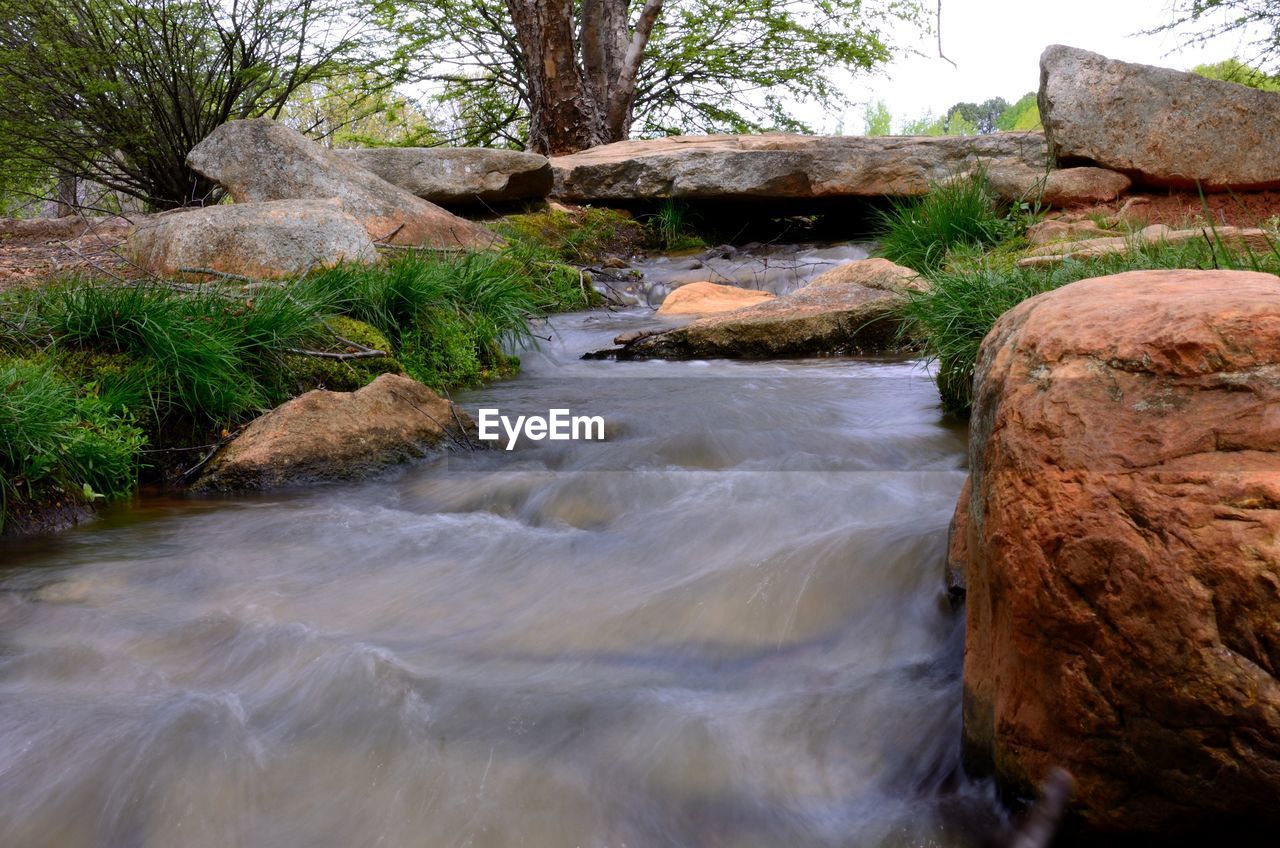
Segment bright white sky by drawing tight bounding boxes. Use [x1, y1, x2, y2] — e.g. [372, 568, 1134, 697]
[810, 0, 1260, 133]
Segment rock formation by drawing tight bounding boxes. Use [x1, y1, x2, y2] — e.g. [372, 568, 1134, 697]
[1039, 45, 1280, 190]
[336, 147, 553, 206]
[129, 199, 376, 279]
[194, 374, 477, 491]
[655, 281, 775, 317]
[602, 259, 919, 359]
[959, 269, 1280, 839]
[551, 133, 1049, 202]
[186, 119, 497, 249]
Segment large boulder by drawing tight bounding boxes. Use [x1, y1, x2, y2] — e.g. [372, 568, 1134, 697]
[607, 262, 914, 359]
[335, 148, 552, 206]
[194, 373, 477, 491]
[186, 119, 497, 249]
[551, 133, 1048, 202]
[960, 269, 1280, 840]
[1039, 45, 1280, 190]
[986, 165, 1131, 207]
[128, 199, 376, 279]
[655, 281, 775, 317]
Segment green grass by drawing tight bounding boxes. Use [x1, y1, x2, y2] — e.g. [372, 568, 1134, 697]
[297, 250, 545, 389]
[875, 170, 1016, 274]
[0, 246, 580, 529]
[905, 235, 1280, 414]
[645, 200, 707, 252]
[0, 358, 145, 530]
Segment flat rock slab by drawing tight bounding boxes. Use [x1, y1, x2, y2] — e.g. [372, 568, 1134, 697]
[187, 119, 497, 249]
[129, 199, 376, 279]
[193, 373, 477, 491]
[1040, 45, 1280, 190]
[551, 133, 1048, 202]
[1018, 224, 1275, 267]
[336, 148, 552, 206]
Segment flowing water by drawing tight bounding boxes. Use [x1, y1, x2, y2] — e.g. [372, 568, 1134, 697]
[0, 245, 1004, 847]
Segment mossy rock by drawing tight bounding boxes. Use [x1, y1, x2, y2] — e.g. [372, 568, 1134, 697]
[285, 316, 404, 393]
[495, 205, 645, 264]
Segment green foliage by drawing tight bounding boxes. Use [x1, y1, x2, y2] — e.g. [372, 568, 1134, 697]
[1193, 58, 1280, 91]
[0, 247, 565, 527]
[282, 316, 404, 393]
[863, 99, 893, 136]
[943, 98, 1009, 134]
[379, 0, 927, 145]
[905, 235, 1280, 414]
[297, 250, 541, 389]
[899, 111, 948, 136]
[284, 72, 442, 148]
[1155, 3, 1280, 75]
[36, 281, 328, 423]
[646, 200, 707, 251]
[0, 358, 145, 529]
[995, 92, 1042, 131]
[874, 171, 1014, 274]
[0, 0, 385, 209]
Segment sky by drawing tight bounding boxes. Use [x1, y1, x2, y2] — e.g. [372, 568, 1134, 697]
[811, 0, 1261, 133]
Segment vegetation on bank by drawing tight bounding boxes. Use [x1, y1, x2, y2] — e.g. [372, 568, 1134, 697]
[0, 239, 596, 532]
[877, 177, 1280, 414]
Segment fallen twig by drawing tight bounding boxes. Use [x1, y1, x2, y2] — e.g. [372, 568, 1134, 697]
[284, 347, 389, 361]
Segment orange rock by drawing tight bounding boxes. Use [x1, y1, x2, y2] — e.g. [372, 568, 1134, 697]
[960, 269, 1280, 839]
[194, 374, 476, 491]
[655, 281, 775, 317]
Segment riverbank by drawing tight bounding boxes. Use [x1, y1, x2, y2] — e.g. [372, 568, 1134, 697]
[0, 205, 661, 535]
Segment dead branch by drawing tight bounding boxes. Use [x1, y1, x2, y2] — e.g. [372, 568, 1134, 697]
[284, 347, 390, 360]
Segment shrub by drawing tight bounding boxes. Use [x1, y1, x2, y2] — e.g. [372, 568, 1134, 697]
[874, 170, 1013, 273]
[35, 280, 331, 424]
[281, 316, 404, 393]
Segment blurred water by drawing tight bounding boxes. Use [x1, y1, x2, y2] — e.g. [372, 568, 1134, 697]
[0, 300, 1002, 847]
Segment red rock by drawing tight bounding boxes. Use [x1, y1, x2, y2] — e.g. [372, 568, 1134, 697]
[960, 269, 1280, 839]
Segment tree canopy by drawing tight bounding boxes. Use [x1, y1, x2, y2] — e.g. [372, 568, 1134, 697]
[378, 0, 928, 151]
[0, 0, 384, 209]
[1155, 1, 1280, 73]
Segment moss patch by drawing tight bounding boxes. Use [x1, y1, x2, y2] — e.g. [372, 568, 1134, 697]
[495, 205, 646, 264]
[284, 316, 404, 393]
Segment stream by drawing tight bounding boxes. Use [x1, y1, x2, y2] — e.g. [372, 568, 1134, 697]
[0, 244, 1005, 847]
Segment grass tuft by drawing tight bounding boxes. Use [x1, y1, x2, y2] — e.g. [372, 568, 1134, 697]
[875, 169, 1014, 274]
[905, 234, 1280, 414]
[0, 358, 145, 529]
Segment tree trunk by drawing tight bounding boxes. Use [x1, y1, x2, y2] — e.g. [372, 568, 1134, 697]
[509, 0, 663, 155]
[506, 0, 604, 155]
[53, 174, 77, 217]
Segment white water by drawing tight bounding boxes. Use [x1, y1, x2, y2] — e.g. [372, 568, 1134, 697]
[0, 254, 1004, 847]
